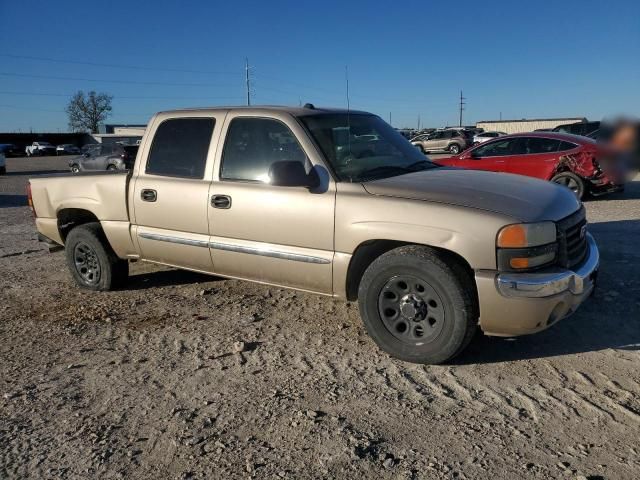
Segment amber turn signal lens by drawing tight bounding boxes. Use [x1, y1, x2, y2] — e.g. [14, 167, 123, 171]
[509, 257, 530, 269]
[497, 224, 527, 248]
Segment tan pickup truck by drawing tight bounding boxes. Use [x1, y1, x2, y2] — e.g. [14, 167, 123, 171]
[28, 106, 599, 364]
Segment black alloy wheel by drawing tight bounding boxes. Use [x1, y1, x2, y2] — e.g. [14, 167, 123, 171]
[377, 274, 446, 345]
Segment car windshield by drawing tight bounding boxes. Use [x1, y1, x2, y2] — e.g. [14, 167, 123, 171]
[299, 113, 438, 182]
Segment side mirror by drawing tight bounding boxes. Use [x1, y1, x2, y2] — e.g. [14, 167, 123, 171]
[269, 161, 319, 188]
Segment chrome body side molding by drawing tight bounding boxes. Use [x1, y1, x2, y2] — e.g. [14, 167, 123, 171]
[138, 232, 209, 248]
[139, 232, 331, 264]
[209, 241, 330, 264]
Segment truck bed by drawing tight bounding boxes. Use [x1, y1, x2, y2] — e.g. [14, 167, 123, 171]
[29, 170, 131, 245]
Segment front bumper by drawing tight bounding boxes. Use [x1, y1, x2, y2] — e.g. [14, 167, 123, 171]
[476, 233, 599, 336]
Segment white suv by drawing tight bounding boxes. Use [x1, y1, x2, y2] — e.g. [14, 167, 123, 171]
[473, 131, 508, 144]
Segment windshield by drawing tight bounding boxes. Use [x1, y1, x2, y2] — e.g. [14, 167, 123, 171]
[299, 113, 437, 182]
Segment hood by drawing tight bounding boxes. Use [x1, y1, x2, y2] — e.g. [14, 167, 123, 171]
[362, 168, 580, 222]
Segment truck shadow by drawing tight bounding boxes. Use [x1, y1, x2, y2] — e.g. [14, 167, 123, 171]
[127, 268, 223, 290]
[454, 219, 640, 364]
[588, 178, 640, 201]
[4, 169, 68, 176]
[0, 194, 28, 208]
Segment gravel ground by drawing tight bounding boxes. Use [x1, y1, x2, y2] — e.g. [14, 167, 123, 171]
[1, 156, 639, 480]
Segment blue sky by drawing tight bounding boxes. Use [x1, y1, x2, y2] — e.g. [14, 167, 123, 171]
[0, 0, 638, 132]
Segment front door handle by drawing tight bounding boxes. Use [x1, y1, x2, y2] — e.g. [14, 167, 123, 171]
[211, 194, 231, 209]
[141, 189, 157, 202]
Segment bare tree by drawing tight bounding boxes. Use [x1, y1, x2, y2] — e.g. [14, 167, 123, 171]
[66, 90, 113, 133]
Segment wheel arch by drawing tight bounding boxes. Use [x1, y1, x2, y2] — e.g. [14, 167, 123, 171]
[344, 239, 477, 302]
[57, 208, 101, 242]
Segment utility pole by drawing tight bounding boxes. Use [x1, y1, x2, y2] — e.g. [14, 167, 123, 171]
[389, 112, 392, 126]
[245, 57, 251, 106]
[499, 111, 502, 121]
[417, 114, 421, 131]
[458, 90, 466, 127]
[345, 65, 350, 111]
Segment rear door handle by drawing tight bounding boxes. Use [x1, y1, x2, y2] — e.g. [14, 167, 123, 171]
[211, 195, 231, 209]
[141, 189, 157, 202]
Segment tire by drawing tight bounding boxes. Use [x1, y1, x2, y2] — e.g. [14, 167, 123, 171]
[65, 222, 128, 291]
[551, 171, 586, 200]
[448, 143, 461, 154]
[70, 164, 80, 173]
[107, 164, 117, 171]
[358, 245, 477, 364]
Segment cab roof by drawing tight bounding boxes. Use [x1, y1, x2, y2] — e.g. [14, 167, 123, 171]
[156, 105, 371, 118]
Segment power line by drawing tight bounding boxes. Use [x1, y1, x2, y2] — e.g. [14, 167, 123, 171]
[0, 103, 156, 120]
[0, 104, 65, 113]
[0, 90, 244, 100]
[0, 53, 239, 76]
[0, 72, 236, 88]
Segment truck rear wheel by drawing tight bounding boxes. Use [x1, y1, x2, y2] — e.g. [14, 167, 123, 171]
[65, 222, 128, 291]
[358, 245, 477, 364]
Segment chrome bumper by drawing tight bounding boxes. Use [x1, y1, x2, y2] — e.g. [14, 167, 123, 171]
[496, 233, 599, 298]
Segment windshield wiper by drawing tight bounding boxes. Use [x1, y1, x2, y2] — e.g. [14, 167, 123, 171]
[355, 160, 439, 182]
[405, 160, 438, 171]
[356, 165, 410, 181]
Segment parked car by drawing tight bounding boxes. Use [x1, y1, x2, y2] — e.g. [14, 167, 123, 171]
[26, 142, 56, 156]
[473, 131, 508, 144]
[0, 143, 22, 157]
[435, 132, 622, 199]
[56, 144, 81, 155]
[411, 129, 471, 154]
[28, 106, 599, 365]
[552, 121, 600, 137]
[81, 144, 100, 155]
[69, 144, 138, 173]
[0, 151, 5, 175]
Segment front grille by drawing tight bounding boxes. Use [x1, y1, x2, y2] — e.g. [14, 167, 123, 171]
[557, 206, 589, 268]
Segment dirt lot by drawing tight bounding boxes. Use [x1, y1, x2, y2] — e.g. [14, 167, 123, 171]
[1, 156, 639, 480]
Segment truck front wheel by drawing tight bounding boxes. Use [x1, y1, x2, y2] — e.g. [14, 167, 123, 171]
[358, 245, 477, 364]
[65, 222, 128, 291]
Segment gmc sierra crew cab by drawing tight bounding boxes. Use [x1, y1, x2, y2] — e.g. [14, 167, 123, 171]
[28, 106, 599, 364]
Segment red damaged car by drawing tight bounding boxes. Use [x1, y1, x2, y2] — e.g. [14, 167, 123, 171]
[434, 132, 622, 199]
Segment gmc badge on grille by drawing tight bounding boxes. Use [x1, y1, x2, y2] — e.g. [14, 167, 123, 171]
[580, 225, 587, 239]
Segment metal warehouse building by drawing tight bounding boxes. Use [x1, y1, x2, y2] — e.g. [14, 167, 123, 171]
[476, 117, 586, 134]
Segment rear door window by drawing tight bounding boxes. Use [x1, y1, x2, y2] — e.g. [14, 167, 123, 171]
[146, 118, 215, 178]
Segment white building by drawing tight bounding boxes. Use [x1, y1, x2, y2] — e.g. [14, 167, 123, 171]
[476, 117, 586, 134]
[93, 124, 147, 145]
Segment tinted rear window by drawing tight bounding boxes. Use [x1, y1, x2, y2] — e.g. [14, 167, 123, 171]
[558, 141, 578, 151]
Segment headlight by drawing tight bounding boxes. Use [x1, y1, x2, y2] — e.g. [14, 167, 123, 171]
[497, 222, 558, 271]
